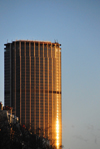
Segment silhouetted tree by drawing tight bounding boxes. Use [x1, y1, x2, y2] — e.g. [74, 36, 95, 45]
[0, 114, 58, 149]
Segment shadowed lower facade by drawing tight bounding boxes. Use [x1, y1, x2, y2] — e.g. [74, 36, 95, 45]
[4, 40, 62, 148]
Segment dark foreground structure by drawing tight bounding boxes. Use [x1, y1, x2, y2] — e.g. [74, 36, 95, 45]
[4, 40, 62, 148]
[0, 107, 54, 149]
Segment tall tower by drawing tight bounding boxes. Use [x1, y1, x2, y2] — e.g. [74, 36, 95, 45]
[4, 40, 62, 148]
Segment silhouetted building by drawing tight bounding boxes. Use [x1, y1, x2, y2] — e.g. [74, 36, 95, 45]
[4, 40, 62, 148]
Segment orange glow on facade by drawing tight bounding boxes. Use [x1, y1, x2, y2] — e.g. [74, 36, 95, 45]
[55, 46, 62, 149]
[56, 94, 59, 149]
[56, 118, 59, 148]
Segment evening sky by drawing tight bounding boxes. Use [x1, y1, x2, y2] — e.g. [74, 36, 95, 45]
[0, 0, 100, 149]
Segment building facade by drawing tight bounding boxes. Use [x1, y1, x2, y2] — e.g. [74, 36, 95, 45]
[4, 40, 62, 148]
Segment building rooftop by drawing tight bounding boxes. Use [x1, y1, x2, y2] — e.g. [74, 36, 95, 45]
[4, 40, 61, 46]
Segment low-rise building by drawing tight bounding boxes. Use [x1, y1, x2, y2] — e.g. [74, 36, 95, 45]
[0, 102, 19, 124]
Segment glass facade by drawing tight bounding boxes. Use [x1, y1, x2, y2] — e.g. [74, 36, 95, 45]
[4, 40, 62, 148]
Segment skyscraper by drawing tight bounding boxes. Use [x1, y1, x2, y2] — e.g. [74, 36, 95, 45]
[4, 40, 62, 148]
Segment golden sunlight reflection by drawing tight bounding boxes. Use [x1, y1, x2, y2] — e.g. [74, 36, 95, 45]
[56, 118, 59, 148]
[56, 95, 59, 149]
